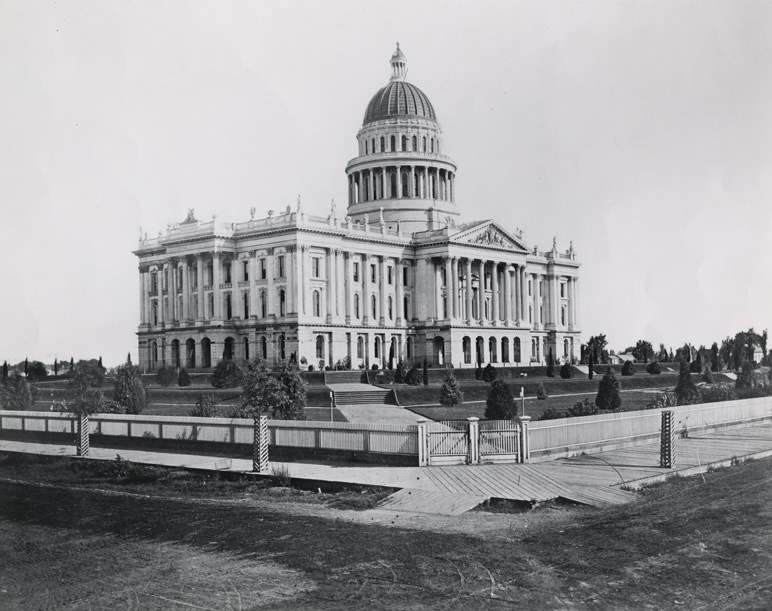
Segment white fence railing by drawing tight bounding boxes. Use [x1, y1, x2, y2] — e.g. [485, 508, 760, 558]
[529, 397, 772, 460]
[0, 412, 418, 457]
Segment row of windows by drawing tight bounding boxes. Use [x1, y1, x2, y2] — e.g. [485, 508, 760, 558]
[351, 261, 407, 285]
[363, 134, 438, 156]
[150, 335, 287, 369]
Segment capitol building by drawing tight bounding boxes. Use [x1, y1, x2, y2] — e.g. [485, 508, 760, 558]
[134, 45, 581, 372]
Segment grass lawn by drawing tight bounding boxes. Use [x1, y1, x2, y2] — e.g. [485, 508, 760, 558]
[0, 451, 770, 610]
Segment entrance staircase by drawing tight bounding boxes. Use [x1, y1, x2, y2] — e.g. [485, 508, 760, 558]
[324, 370, 368, 385]
[331, 386, 396, 406]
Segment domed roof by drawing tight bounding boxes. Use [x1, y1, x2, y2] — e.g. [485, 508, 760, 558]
[363, 80, 437, 124]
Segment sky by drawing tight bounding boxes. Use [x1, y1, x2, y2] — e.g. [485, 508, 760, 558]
[1, 0, 770, 366]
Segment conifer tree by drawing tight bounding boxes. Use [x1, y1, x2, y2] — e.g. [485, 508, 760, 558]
[595, 368, 622, 410]
[735, 361, 754, 390]
[482, 363, 497, 382]
[485, 379, 515, 419]
[674, 362, 700, 404]
[422, 359, 429, 386]
[536, 382, 548, 400]
[587, 353, 594, 380]
[439, 367, 463, 406]
[113, 360, 148, 414]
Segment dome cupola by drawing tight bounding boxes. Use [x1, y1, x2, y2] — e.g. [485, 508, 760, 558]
[345, 45, 459, 233]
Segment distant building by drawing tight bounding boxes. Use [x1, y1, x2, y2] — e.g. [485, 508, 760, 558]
[134, 45, 581, 371]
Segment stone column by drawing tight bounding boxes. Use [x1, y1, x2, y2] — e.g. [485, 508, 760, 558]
[300, 245, 308, 315]
[477, 260, 485, 323]
[181, 259, 190, 321]
[521, 267, 528, 324]
[415, 258, 428, 320]
[491, 261, 499, 325]
[212, 254, 221, 320]
[395, 259, 404, 325]
[396, 166, 402, 198]
[231, 258, 241, 319]
[504, 266, 513, 325]
[285, 248, 295, 315]
[249, 253, 258, 319]
[362, 256, 370, 325]
[335, 249, 344, 318]
[379, 255, 387, 325]
[465, 258, 473, 323]
[572, 276, 579, 330]
[443, 257, 452, 320]
[434, 260, 443, 319]
[326, 248, 334, 323]
[410, 166, 415, 198]
[196, 255, 204, 320]
[451, 257, 459, 319]
[138, 268, 147, 325]
[344, 252, 352, 324]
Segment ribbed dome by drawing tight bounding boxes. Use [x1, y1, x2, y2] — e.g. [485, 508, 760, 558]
[363, 80, 437, 124]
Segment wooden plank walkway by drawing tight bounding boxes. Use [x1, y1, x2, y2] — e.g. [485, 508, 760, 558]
[377, 489, 488, 515]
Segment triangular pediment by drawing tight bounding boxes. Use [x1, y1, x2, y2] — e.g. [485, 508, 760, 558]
[450, 220, 528, 252]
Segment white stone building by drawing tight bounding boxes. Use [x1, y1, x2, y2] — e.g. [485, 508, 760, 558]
[135, 45, 581, 371]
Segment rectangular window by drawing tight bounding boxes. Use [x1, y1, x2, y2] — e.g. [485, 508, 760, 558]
[312, 257, 321, 278]
[402, 266, 408, 286]
[370, 264, 376, 282]
[560, 283, 566, 298]
[278, 255, 285, 278]
[353, 262, 360, 282]
[151, 273, 158, 293]
[260, 258, 267, 279]
[387, 266, 393, 285]
[177, 267, 183, 291]
[528, 280, 532, 297]
[243, 260, 249, 281]
[224, 264, 231, 284]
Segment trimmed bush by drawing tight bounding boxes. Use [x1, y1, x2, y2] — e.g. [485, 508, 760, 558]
[394, 360, 407, 384]
[700, 383, 736, 403]
[675, 362, 700, 404]
[560, 362, 573, 379]
[0, 372, 35, 410]
[621, 361, 635, 376]
[155, 365, 177, 387]
[485, 379, 515, 419]
[405, 367, 422, 386]
[439, 368, 463, 406]
[113, 362, 147, 414]
[735, 362, 754, 390]
[482, 363, 497, 382]
[188, 393, 221, 417]
[210, 359, 243, 389]
[646, 361, 662, 375]
[535, 382, 548, 400]
[474, 364, 483, 380]
[595, 368, 622, 411]
[177, 368, 191, 387]
[537, 408, 564, 421]
[567, 397, 599, 417]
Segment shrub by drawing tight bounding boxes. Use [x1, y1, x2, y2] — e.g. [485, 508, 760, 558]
[737, 386, 772, 399]
[177, 368, 191, 387]
[700, 383, 736, 403]
[587, 353, 594, 380]
[394, 360, 407, 384]
[701, 368, 714, 384]
[0, 372, 35, 410]
[535, 382, 548, 400]
[210, 359, 243, 389]
[113, 362, 147, 414]
[475, 364, 483, 380]
[67, 359, 105, 391]
[439, 368, 463, 406]
[485, 379, 515, 419]
[546, 350, 555, 377]
[189, 393, 221, 417]
[567, 397, 599, 417]
[26, 361, 48, 382]
[560, 362, 573, 379]
[537, 408, 564, 421]
[155, 365, 177, 387]
[644, 391, 678, 410]
[674, 362, 700, 404]
[482, 363, 497, 382]
[405, 367, 422, 386]
[595, 368, 622, 411]
[621, 361, 635, 376]
[370, 363, 378, 370]
[271, 464, 292, 487]
[735, 361, 754, 390]
[646, 361, 661, 375]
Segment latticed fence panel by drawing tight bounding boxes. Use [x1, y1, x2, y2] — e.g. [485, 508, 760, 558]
[660, 410, 675, 468]
[427, 420, 469, 458]
[253, 415, 269, 473]
[478, 419, 519, 458]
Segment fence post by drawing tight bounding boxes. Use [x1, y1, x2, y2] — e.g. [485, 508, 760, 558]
[517, 416, 531, 463]
[660, 410, 675, 468]
[76, 413, 90, 456]
[253, 414, 269, 473]
[467, 417, 480, 464]
[416, 418, 428, 466]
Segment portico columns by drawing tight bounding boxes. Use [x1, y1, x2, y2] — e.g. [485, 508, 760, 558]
[491, 261, 499, 324]
[379, 255, 387, 325]
[362, 256, 370, 325]
[344, 252, 352, 324]
[395, 259, 404, 325]
[451, 257, 459, 319]
[520, 267, 528, 324]
[139, 269, 147, 325]
[326, 248, 334, 323]
[196, 255, 204, 320]
[212, 253, 222, 320]
[231, 259, 241, 319]
[477, 260, 485, 323]
[443, 257, 452, 320]
[181, 259, 190, 321]
[504, 266, 513, 324]
[465, 258, 473, 324]
[434, 260, 443, 320]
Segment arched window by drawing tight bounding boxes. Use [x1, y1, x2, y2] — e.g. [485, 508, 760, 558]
[380, 136, 385, 152]
[412, 135, 417, 150]
[388, 296, 393, 320]
[243, 337, 250, 361]
[371, 138, 375, 154]
[260, 336, 267, 359]
[422, 136, 427, 151]
[463, 337, 472, 364]
[260, 291, 267, 318]
[357, 336, 364, 358]
[279, 334, 286, 360]
[152, 301, 158, 325]
[371, 295, 377, 319]
[390, 135, 396, 151]
[489, 337, 497, 363]
[243, 292, 249, 318]
[406, 337, 413, 359]
[364, 140, 368, 154]
[186, 339, 196, 368]
[171, 339, 180, 368]
[354, 293, 360, 318]
[561, 305, 567, 326]
[390, 172, 397, 197]
[225, 293, 232, 320]
[403, 296, 409, 320]
[401, 172, 409, 197]
[201, 338, 212, 368]
[279, 290, 286, 316]
[501, 337, 510, 363]
[564, 339, 570, 359]
[401, 135, 407, 151]
[430, 138, 434, 153]
[316, 335, 324, 359]
[513, 337, 521, 363]
[224, 337, 235, 360]
[374, 336, 381, 359]
[476, 337, 485, 365]
[313, 290, 321, 317]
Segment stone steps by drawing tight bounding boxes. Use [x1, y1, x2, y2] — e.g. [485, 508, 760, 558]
[333, 390, 394, 405]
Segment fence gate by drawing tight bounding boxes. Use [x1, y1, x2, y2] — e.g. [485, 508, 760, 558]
[478, 419, 520, 463]
[426, 420, 470, 465]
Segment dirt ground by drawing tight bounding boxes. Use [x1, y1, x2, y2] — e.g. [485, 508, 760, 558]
[1, 452, 771, 610]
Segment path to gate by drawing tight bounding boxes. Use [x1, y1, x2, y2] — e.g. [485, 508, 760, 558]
[2, 423, 771, 514]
